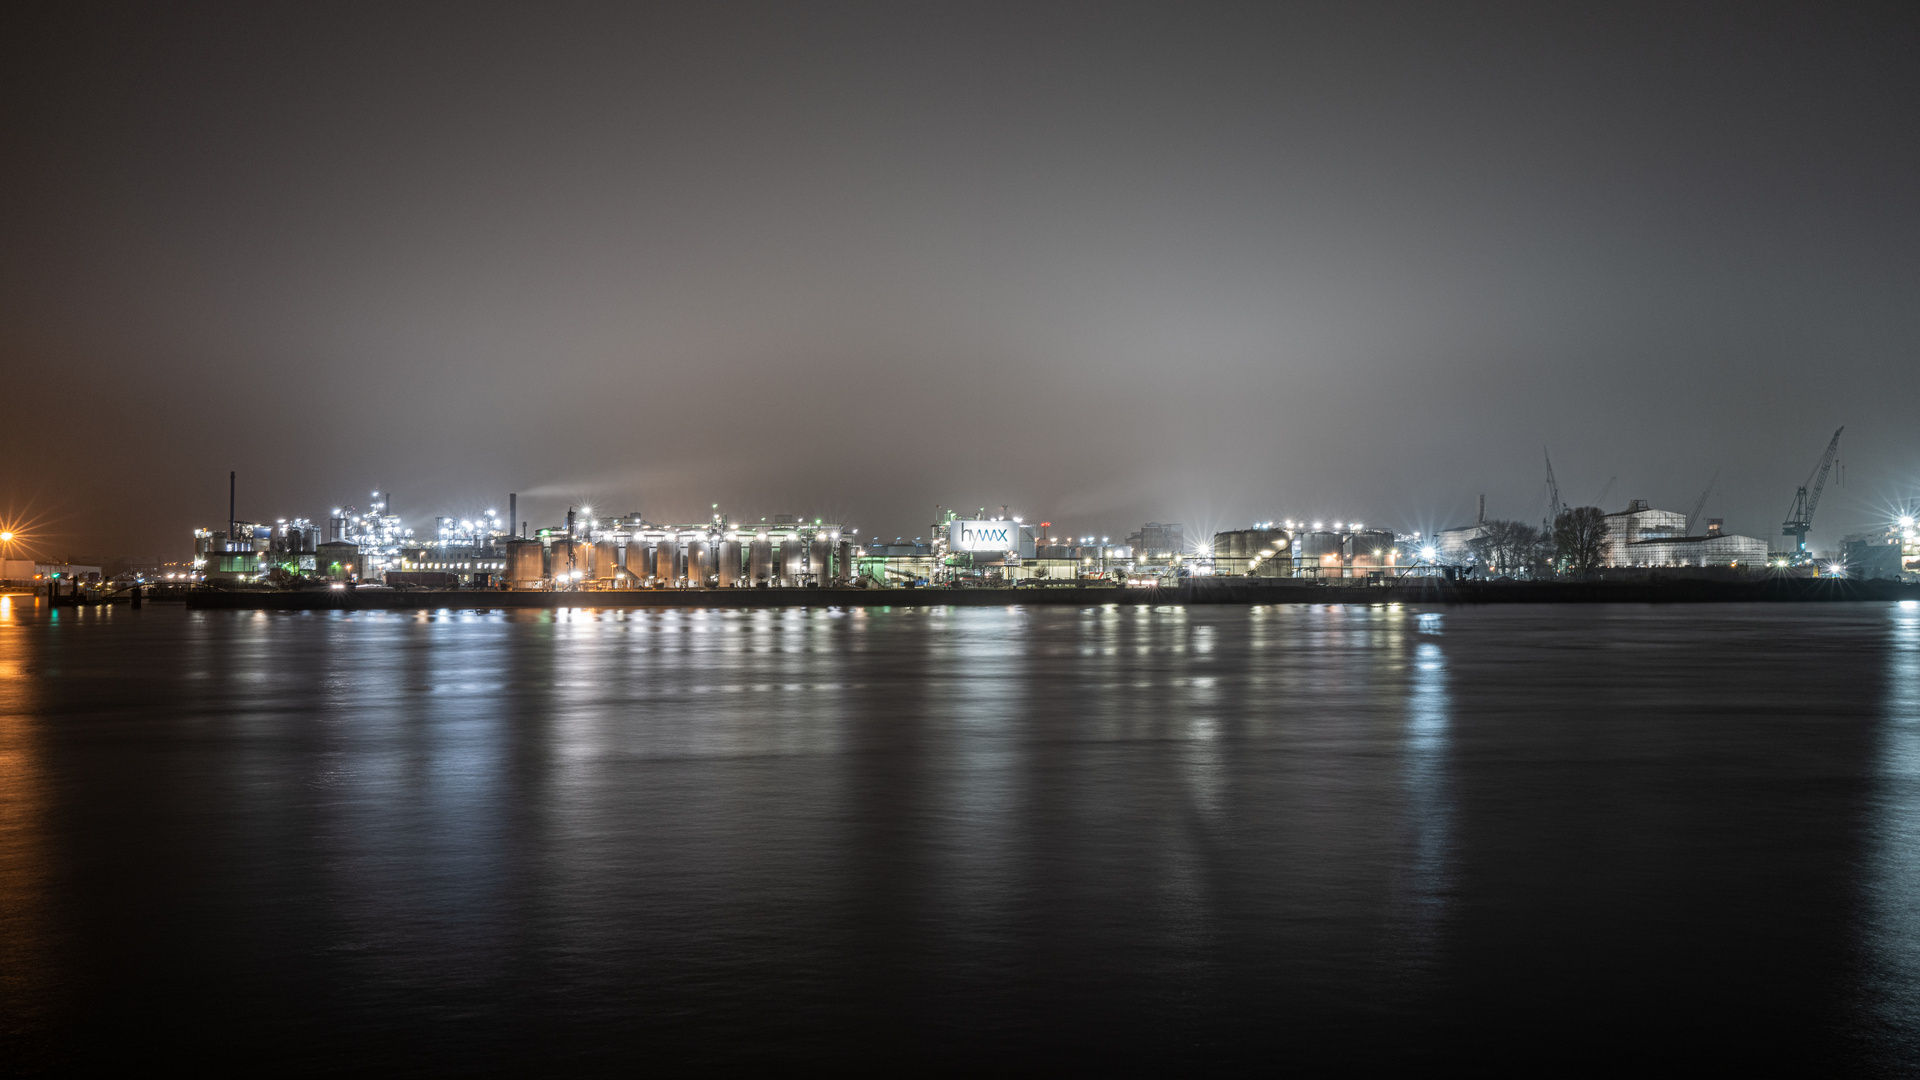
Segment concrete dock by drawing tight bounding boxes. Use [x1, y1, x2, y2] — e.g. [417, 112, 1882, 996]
[181, 577, 1920, 610]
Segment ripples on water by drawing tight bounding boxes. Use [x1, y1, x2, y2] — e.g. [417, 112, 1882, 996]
[2, 598, 1919, 1071]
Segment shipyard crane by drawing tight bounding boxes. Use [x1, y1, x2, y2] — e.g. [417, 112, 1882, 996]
[1686, 469, 1720, 537]
[1594, 476, 1617, 511]
[1543, 449, 1563, 534]
[1781, 427, 1843, 557]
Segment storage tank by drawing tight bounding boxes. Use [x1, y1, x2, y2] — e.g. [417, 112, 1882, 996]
[594, 538, 619, 582]
[717, 539, 742, 587]
[1249, 529, 1293, 577]
[505, 539, 545, 589]
[550, 539, 587, 584]
[1347, 530, 1395, 573]
[810, 536, 833, 585]
[628, 540, 652, 583]
[1212, 530, 1260, 575]
[749, 538, 773, 585]
[687, 540, 711, 586]
[779, 536, 804, 586]
[1300, 531, 1344, 577]
[836, 540, 853, 585]
[654, 540, 678, 585]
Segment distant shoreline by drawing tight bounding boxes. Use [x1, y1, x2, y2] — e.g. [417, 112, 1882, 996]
[177, 578, 1920, 610]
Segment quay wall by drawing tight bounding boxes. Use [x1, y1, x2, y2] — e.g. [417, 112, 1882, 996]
[181, 577, 1920, 610]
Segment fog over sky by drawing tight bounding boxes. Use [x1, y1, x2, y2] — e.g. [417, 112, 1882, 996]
[3, 3, 1916, 559]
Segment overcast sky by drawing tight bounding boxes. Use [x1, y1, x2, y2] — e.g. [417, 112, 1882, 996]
[3, 2, 1916, 559]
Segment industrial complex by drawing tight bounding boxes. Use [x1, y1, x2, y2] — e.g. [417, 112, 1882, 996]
[4, 427, 1913, 594]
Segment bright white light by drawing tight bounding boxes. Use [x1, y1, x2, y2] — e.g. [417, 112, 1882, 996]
[1421, 546, 1437, 560]
[330, 583, 346, 590]
[1901, 515, 1916, 528]
[1312, 521, 1323, 530]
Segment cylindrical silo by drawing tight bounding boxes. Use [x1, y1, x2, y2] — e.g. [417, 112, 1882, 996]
[594, 538, 619, 583]
[749, 538, 772, 585]
[548, 539, 584, 585]
[810, 536, 832, 585]
[835, 540, 853, 585]
[687, 540, 711, 586]
[1301, 531, 1344, 578]
[505, 539, 545, 589]
[654, 540, 678, 585]
[1347, 530, 1395, 573]
[779, 536, 803, 586]
[717, 539, 742, 587]
[1249, 529, 1292, 577]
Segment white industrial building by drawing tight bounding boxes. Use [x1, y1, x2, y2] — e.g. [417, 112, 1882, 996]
[1603, 500, 1767, 569]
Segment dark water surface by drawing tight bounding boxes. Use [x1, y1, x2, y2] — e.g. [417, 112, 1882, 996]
[4, 599, 1920, 1072]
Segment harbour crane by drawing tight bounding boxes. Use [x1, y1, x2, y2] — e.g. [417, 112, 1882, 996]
[1686, 469, 1720, 537]
[1543, 449, 1563, 534]
[1593, 476, 1617, 511]
[1781, 426, 1843, 558]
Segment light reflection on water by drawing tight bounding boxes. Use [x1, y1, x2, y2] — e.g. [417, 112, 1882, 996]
[1872, 602, 1920, 1039]
[0, 601, 1916, 1071]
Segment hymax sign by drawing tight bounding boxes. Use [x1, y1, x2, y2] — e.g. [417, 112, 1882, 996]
[949, 519, 1020, 553]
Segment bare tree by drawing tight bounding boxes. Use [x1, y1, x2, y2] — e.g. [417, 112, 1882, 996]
[1553, 507, 1610, 577]
[1469, 519, 1543, 578]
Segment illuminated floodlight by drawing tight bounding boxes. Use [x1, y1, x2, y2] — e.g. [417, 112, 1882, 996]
[0, 532, 11, 542]
[1421, 546, 1437, 560]
[1901, 515, 1916, 528]
[1312, 521, 1323, 530]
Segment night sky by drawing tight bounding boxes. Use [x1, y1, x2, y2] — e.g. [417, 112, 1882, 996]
[3, 3, 1916, 561]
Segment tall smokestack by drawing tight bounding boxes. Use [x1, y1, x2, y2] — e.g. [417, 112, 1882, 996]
[510, 493, 517, 539]
[229, 471, 235, 545]
[1477, 493, 1486, 524]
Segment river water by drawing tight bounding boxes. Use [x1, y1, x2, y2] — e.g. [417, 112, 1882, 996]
[3, 598, 1919, 1071]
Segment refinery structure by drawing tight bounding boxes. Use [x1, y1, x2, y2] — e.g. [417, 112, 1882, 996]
[79, 424, 1913, 593]
[171, 482, 1920, 592]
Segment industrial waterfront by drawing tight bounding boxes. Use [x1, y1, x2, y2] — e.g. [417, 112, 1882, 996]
[4, 429, 1910, 603]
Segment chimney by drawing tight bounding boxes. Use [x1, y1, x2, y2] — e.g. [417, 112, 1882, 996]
[1477, 494, 1486, 524]
[510, 493, 517, 539]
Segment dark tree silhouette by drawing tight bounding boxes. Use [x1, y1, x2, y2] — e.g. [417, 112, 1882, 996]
[1470, 519, 1544, 577]
[1554, 507, 1610, 577]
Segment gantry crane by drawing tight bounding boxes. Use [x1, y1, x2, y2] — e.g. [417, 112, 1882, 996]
[1782, 427, 1843, 558]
